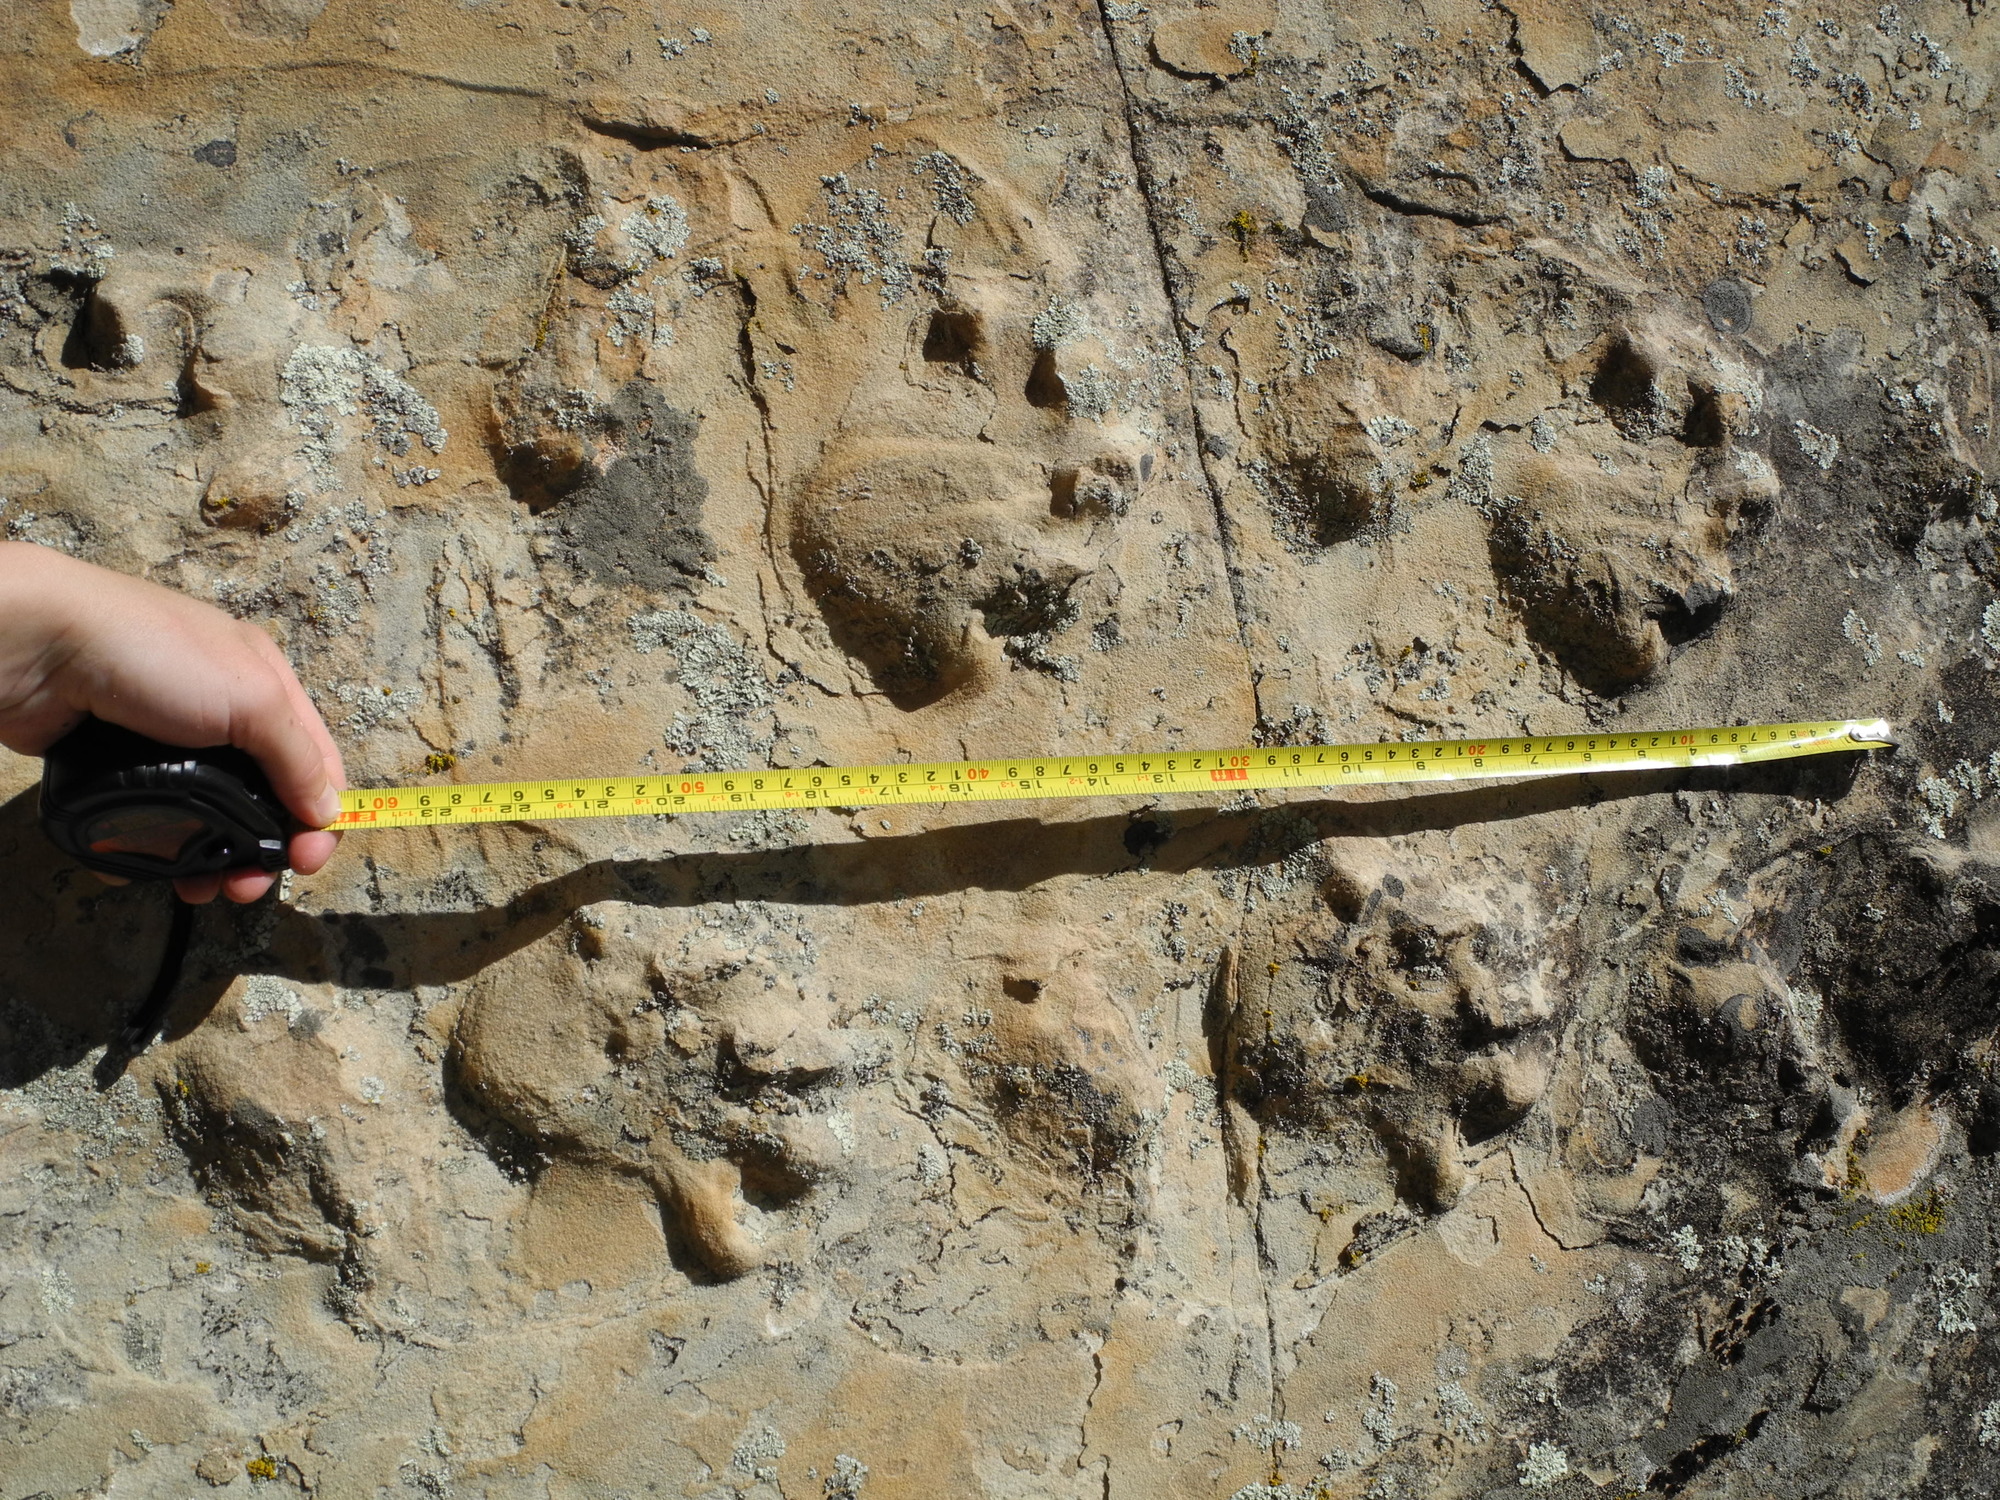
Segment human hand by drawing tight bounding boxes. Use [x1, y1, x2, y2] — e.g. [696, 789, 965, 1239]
[0, 540, 345, 903]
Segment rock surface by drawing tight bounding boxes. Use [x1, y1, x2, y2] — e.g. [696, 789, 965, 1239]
[2, 1, 1999, 1495]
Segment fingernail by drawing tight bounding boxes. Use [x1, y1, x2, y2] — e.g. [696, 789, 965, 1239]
[312, 788, 343, 827]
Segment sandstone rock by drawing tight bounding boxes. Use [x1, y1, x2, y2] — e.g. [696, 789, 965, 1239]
[2, 0, 1997, 1494]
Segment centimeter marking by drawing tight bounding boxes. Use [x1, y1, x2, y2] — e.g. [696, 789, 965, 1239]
[331, 719, 1894, 831]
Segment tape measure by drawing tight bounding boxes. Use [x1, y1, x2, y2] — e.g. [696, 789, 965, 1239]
[40, 718, 1896, 880]
[329, 718, 1894, 831]
[39, 717, 293, 882]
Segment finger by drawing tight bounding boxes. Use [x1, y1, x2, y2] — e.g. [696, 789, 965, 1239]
[288, 828, 340, 876]
[220, 867, 275, 903]
[244, 627, 347, 788]
[225, 656, 344, 828]
[175, 873, 223, 904]
[92, 871, 131, 887]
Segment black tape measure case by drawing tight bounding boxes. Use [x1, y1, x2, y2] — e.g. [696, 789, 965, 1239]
[39, 718, 292, 881]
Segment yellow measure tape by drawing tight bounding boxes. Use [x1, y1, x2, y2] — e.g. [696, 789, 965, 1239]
[331, 719, 1894, 831]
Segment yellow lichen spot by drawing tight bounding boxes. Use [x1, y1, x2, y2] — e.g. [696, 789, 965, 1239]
[1307, 1192, 1346, 1224]
[1410, 471, 1434, 490]
[1415, 321, 1436, 355]
[1267, 960, 1282, 975]
[194, 1261, 212, 1274]
[1840, 1124, 1874, 1201]
[423, 751, 458, 775]
[1226, 209, 1258, 257]
[1888, 1189, 1946, 1235]
[246, 1455, 279, 1482]
[1848, 1155, 1873, 1201]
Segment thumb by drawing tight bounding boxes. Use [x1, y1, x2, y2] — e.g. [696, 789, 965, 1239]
[227, 662, 345, 829]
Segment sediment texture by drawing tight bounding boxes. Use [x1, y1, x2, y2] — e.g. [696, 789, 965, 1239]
[2, 2, 1999, 1496]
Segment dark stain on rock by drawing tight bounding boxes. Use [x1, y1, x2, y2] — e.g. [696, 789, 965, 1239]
[1702, 277, 1753, 334]
[544, 381, 715, 595]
